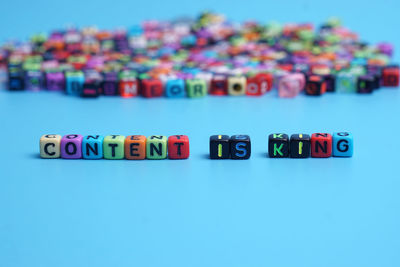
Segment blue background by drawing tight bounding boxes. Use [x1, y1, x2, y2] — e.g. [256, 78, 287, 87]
[1, 1, 400, 266]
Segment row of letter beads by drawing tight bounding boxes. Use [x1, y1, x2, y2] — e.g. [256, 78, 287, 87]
[268, 133, 353, 158]
[40, 134, 190, 159]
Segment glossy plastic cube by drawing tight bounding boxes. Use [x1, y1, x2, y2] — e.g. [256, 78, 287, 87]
[333, 132, 353, 157]
[40, 134, 61, 158]
[165, 79, 185, 98]
[168, 135, 190, 159]
[146, 135, 167, 159]
[103, 135, 125, 159]
[186, 79, 207, 98]
[82, 135, 104, 159]
[125, 135, 146, 160]
[61, 134, 83, 159]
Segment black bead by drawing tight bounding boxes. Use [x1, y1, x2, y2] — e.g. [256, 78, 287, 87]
[323, 74, 336, 92]
[305, 75, 325, 96]
[268, 133, 289, 158]
[81, 81, 100, 97]
[230, 135, 251, 160]
[290, 134, 311, 158]
[210, 135, 230, 159]
[357, 75, 374, 94]
[8, 72, 25, 91]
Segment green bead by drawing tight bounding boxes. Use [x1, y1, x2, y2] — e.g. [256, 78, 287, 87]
[146, 136, 167, 159]
[103, 135, 125, 159]
[186, 79, 207, 98]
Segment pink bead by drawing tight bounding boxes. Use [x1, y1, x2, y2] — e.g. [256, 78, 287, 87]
[278, 73, 306, 98]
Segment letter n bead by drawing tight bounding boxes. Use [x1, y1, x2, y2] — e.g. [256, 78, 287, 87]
[125, 135, 146, 160]
[168, 135, 190, 159]
[61, 134, 83, 159]
[311, 133, 332, 158]
[268, 134, 289, 158]
[103, 135, 125, 159]
[146, 136, 167, 159]
[333, 132, 353, 157]
[230, 135, 251, 159]
[82, 135, 104, 159]
[210, 135, 230, 159]
[40, 134, 62, 158]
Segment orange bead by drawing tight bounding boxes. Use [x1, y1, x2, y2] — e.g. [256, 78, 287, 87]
[125, 135, 147, 160]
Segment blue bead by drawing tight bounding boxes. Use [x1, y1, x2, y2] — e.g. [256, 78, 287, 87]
[65, 71, 85, 96]
[165, 79, 186, 98]
[332, 132, 353, 157]
[82, 135, 104, 159]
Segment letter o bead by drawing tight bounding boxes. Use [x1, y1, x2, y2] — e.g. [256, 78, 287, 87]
[61, 134, 83, 159]
[40, 134, 62, 158]
[333, 132, 353, 157]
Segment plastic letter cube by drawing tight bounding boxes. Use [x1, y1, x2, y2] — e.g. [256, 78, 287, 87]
[103, 135, 125, 159]
[82, 135, 104, 159]
[186, 79, 207, 98]
[268, 133, 289, 158]
[311, 133, 332, 158]
[230, 135, 251, 159]
[357, 75, 375, 94]
[278, 73, 305, 98]
[382, 66, 399, 87]
[210, 75, 228, 95]
[61, 134, 83, 159]
[337, 72, 356, 93]
[333, 132, 353, 157]
[102, 71, 119, 96]
[228, 76, 246, 96]
[125, 135, 146, 160]
[25, 70, 43, 91]
[141, 79, 164, 98]
[40, 134, 61, 158]
[305, 75, 326, 96]
[165, 79, 185, 98]
[65, 71, 84, 96]
[168, 135, 190, 159]
[246, 73, 272, 96]
[146, 136, 167, 159]
[209, 135, 230, 159]
[46, 71, 65, 91]
[290, 134, 310, 158]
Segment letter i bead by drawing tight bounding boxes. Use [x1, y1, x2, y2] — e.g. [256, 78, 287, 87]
[290, 134, 310, 158]
[209, 135, 230, 159]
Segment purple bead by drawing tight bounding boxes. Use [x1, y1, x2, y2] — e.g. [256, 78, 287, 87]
[46, 72, 65, 91]
[102, 72, 119, 96]
[61, 134, 83, 159]
[25, 70, 43, 91]
[377, 42, 393, 57]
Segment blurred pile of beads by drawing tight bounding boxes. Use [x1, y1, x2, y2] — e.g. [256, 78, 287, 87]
[0, 11, 398, 98]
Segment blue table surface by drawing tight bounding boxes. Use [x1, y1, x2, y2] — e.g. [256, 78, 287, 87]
[1, 1, 400, 267]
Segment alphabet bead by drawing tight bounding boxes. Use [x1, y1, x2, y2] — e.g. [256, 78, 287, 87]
[228, 76, 247, 96]
[61, 134, 83, 159]
[103, 135, 125, 159]
[186, 79, 207, 98]
[209, 135, 230, 159]
[125, 135, 146, 160]
[333, 132, 353, 157]
[146, 135, 167, 159]
[40, 134, 61, 158]
[230, 135, 251, 159]
[168, 135, 190, 159]
[82, 135, 104, 159]
[268, 133, 289, 158]
[311, 133, 332, 158]
[290, 134, 310, 158]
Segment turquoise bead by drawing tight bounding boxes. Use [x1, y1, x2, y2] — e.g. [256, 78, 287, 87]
[82, 135, 104, 159]
[165, 79, 186, 98]
[332, 132, 353, 157]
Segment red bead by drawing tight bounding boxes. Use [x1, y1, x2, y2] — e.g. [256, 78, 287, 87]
[382, 67, 399, 87]
[168, 135, 190, 159]
[119, 79, 138, 98]
[141, 79, 164, 97]
[246, 73, 273, 96]
[210, 76, 228, 95]
[311, 133, 332, 158]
